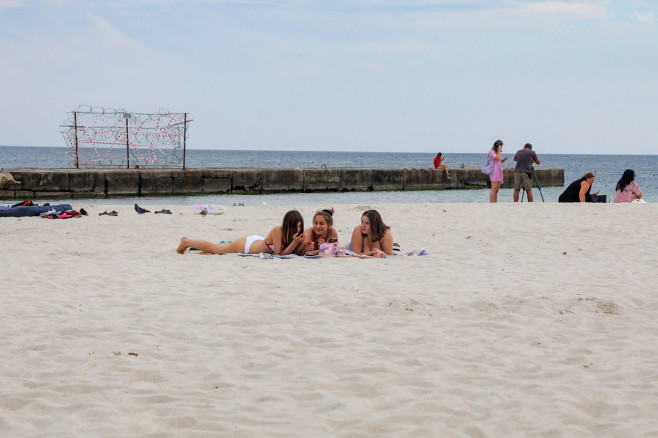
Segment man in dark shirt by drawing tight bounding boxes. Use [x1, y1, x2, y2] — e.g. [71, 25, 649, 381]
[513, 143, 541, 202]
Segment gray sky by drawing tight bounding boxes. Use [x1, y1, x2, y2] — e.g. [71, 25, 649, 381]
[1, 0, 656, 154]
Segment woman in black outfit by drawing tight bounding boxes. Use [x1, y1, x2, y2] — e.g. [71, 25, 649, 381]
[559, 172, 596, 203]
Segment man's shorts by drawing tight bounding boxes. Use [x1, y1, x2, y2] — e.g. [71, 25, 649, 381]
[514, 172, 532, 191]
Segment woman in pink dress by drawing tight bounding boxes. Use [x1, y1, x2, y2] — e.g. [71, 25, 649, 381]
[613, 169, 643, 203]
[489, 140, 508, 203]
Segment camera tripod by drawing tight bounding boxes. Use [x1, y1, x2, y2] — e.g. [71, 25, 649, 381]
[520, 167, 545, 202]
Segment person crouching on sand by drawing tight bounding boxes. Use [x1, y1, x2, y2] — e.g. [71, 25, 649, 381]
[303, 208, 339, 255]
[348, 210, 393, 257]
[559, 172, 596, 203]
[177, 210, 305, 255]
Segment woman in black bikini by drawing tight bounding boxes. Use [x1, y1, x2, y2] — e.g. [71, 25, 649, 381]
[349, 210, 393, 257]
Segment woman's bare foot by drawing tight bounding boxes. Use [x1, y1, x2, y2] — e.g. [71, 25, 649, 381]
[177, 237, 190, 254]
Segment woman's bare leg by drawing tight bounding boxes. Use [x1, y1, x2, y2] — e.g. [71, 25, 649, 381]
[490, 182, 500, 203]
[177, 237, 246, 254]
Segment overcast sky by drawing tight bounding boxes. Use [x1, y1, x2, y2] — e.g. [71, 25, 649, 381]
[1, 0, 656, 154]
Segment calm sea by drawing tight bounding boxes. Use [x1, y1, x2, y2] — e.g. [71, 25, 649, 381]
[1, 146, 656, 204]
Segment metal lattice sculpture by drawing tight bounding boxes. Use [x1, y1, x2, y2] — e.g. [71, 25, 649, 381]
[61, 105, 190, 168]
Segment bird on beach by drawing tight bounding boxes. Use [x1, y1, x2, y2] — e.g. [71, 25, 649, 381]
[134, 204, 150, 214]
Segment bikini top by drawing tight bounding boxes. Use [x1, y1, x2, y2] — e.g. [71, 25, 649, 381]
[362, 234, 383, 250]
[265, 241, 275, 252]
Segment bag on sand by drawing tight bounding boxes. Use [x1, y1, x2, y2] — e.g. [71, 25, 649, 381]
[319, 242, 338, 256]
[481, 158, 494, 175]
[589, 194, 607, 203]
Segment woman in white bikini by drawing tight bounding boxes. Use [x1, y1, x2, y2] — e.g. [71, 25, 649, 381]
[176, 210, 305, 255]
[349, 209, 393, 257]
[303, 208, 339, 255]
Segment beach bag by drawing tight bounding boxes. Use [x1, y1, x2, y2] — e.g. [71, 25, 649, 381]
[318, 242, 338, 256]
[481, 158, 494, 175]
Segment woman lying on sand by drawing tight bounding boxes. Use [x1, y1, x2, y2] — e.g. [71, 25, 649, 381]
[177, 210, 305, 255]
[303, 208, 339, 255]
[349, 209, 393, 258]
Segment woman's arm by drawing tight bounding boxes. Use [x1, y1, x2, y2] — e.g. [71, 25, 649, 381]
[493, 149, 507, 163]
[302, 229, 318, 255]
[378, 229, 394, 256]
[350, 225, 363, 254]
[579, 181, 589, 202]
[633, 182, 643, 199]
[268, 226, 284, 254]
[269, 226, 304, 255]
[328, 228, 339, 243]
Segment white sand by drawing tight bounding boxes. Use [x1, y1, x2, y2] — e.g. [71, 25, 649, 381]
[1, 202, 657, 437]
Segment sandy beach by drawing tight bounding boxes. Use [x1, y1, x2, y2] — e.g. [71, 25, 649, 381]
[1, 202, 657, 437]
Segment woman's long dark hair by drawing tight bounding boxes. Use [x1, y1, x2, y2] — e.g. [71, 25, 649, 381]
[616, 169, 635, 192]
[362, 210, 390, 242]
[282, 210, 304, 254]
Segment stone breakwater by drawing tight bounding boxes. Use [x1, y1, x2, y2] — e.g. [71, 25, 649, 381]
[0, 168, 563, 199]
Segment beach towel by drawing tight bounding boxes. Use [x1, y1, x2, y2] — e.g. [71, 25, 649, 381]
[0, 203, 73, 218]
[41, 209, 83, 219]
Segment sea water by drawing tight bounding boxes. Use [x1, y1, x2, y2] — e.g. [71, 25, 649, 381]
[1, 146, 656, 204]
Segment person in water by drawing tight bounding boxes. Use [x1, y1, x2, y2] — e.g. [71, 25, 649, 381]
[348, 209, 393, 257]
[176, 210, 305, 255]
[303, 208, 339, 255]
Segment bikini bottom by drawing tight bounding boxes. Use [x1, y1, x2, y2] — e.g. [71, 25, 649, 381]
[244, 235, 265, 253]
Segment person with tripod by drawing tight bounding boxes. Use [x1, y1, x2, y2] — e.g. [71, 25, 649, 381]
[513, 143, 541, 202]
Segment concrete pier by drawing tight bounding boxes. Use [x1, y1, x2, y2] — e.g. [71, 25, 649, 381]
[0, 168, 564, 199]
